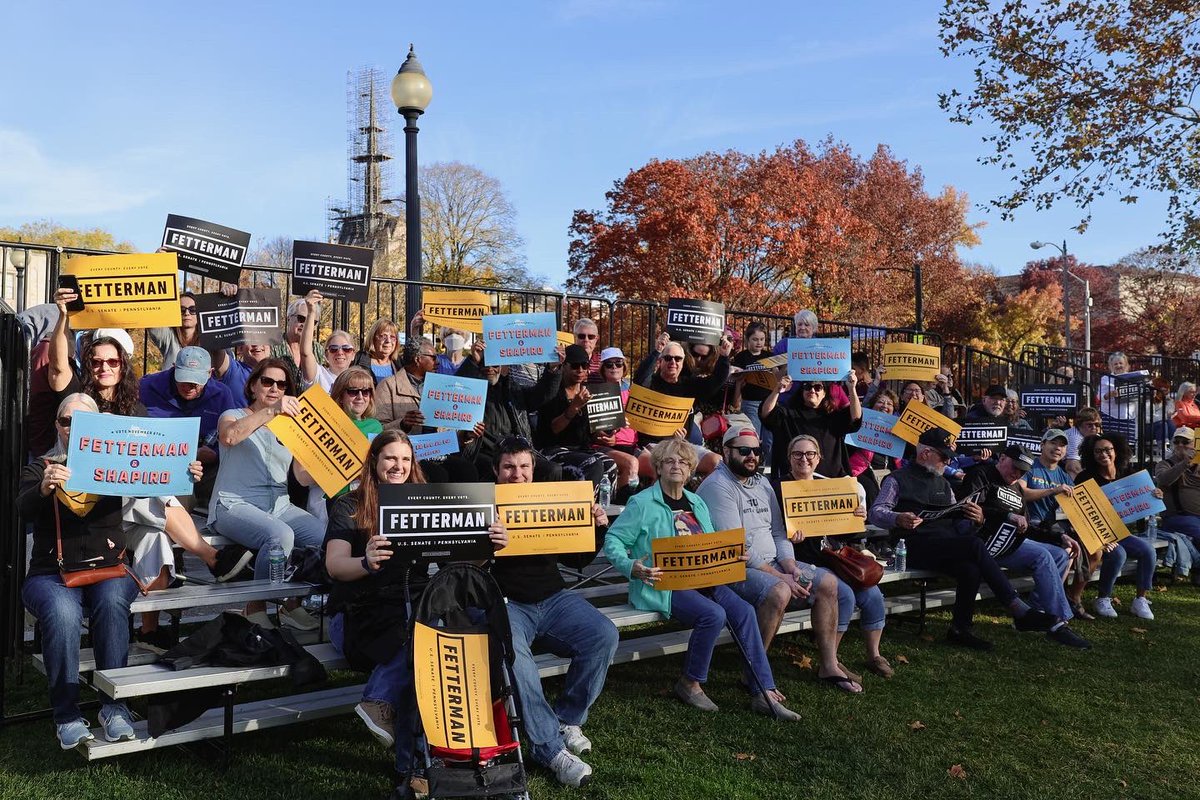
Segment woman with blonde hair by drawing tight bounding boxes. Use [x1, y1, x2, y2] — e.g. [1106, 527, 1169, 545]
[352, 318, 402, 384]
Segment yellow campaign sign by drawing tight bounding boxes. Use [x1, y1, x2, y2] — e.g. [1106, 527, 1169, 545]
[779, 477, 865, 538]
[495, 480, 595, 557]
[267, 386, 370, 497]
[624, 383, 695, 437]
[556, 331, 575, 348]
[423, 290, 491, 334]
[63, 253, 181, 330]
[412, 623, 497, 749]
[881, 342, 942, 381]
[892, 401, 962, 447]
[742, 354, 787, 391]
[1057, 478, 1130, 554]
[651, 528, 746, 591]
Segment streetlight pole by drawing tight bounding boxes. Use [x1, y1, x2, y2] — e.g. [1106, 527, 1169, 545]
[8, 245, 28, 313]
[1030, 238, 1072, 350]
[913, 261, 923, 333]
[391, 45, 433, 337]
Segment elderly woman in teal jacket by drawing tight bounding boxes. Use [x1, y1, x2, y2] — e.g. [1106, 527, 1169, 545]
[604, 438, 799, 720]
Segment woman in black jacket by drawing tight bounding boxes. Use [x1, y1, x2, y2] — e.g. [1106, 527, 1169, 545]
[761, 371, 862, 480]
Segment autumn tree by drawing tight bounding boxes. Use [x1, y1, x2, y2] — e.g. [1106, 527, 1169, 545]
[1113, 246, 1200, 357]
[0, 220, 134, 252]
[939, 1, 1200, 245]
[970, 282, 1064, 360]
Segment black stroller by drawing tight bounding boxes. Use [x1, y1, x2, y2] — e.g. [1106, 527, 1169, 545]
[408, 563, 530, 800]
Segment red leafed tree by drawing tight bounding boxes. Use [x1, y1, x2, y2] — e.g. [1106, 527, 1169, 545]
[1019, 258, 1124, 353]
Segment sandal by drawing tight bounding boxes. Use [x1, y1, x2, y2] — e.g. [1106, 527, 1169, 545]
[836, 661, 863, 684]
[865, 655, 894, 679]
[818, 673, 864, 694]
[1070, 603, 1096, 621]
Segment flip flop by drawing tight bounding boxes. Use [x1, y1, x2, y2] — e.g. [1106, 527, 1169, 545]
[836, 661, 863, 683]
[818, 673, 863, 694]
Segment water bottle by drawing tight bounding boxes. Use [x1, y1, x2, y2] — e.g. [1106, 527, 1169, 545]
[894, 539, 907, 573]
[1146, 515, 1159, 545]
[598, 475, 612, 508]
[795, 563, 817, 591]
[268, 542, 287, 584]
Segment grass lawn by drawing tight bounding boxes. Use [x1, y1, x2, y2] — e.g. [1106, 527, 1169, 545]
[2, 582, 1198, 800]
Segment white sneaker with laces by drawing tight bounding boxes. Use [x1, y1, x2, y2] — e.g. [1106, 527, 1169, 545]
[1131, 596, 1155, 620]
[1093, 597, 1118, 618]
[560, 723, 592, 755]
[547, 748, 593, 787]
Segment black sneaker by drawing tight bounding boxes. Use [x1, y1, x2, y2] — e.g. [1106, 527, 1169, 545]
[136, 627, 178, 652]
[946, 627, 993, 651]
[1047, 625, 1091, 650]
[1013, 609, 1056, 633]
[212, 545, 254, 583]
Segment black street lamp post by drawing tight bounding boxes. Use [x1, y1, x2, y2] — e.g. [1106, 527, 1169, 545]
[391, 45, 433, 334]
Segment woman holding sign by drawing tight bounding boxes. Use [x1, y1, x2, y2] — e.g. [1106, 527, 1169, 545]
[604, 439, 800, 721]
[209, 358, 326, 630]
[300, 367, 383, 523]
[761, 371, 862, 482]
[1075, 433, 1160, 620]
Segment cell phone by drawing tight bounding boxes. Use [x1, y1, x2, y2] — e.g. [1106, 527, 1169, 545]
[57, 275, 85, 312]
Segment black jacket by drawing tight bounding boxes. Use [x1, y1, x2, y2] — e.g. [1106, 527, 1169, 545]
[456, 357, 562, 461]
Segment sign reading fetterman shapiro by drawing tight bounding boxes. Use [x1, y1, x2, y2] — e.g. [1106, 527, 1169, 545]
[378, 483, 496, 562]
[160, 214, 250, 283]
[291, 240, 374, 303]
[666, 298, 725, 346]
[195, 288, 283, 349]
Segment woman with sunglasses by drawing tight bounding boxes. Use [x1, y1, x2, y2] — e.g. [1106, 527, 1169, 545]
[324, 430, 507, 792]
[352, 318, 403, 384]
[761, 370, 862, 483]
[590, 347, 641, 496]
[300, 367, 383, 524]
[297, 290, 357, 391]
[209, 358, 326, 630]
[846, 389, 903, 506]
[1074, 433, 1160, 620]
[146, 291, 203, 368]
[534, 345, 618, 490]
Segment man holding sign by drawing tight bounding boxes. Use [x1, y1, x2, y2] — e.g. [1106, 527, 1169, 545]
[489, 438, 616, 787]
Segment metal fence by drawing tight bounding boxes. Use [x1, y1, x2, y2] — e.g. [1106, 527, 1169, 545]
[0, 305, 30, 723]
[1021, 344, 1200, 394]
[944, 343, 1094, 412]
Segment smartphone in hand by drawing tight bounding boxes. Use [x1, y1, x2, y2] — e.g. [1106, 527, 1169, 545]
[57, 275, 85, 313]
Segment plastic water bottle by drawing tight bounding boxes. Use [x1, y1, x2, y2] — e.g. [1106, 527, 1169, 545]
[598, 475, 612, 508]
[795, 563, 817, 591]
[894, 539, 907, 573]
[268, 543, 287, 584]
[1146, 515, 1159, 545]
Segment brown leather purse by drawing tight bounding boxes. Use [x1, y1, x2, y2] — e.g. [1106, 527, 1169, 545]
[816, 544, 884, 589]
[54, 498, 133, 589]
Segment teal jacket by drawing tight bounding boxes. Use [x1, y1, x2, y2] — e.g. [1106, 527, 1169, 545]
[603, 483, 715, 618]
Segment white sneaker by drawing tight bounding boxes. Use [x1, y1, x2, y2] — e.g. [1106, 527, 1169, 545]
[1131, 596, 1155, 620]
[547, 748, 593, 787]
[278, 605, 320, 631]
[1093, 597, 1118, 618]
[560, 723, 592, 755]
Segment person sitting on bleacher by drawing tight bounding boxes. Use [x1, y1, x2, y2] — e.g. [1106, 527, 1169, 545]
[324, 429, 508, 799]
[1155, 427, 1200, 547]
[490, 436, 617, 787]
[1062, 407, 1102, 478]
[760, 370, 862, 482]
[297, 290, 357, 392]
[697, 428, 875, 689]
[604, 438, 801, 720]
[964, 384, 1008, 423]
[209, 358, 326, 631]
[868, 427, 1056, 651]
[534, 344, 617, 489]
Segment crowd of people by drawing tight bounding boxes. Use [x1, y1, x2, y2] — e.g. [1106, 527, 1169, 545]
[13, 291, 1194, 798]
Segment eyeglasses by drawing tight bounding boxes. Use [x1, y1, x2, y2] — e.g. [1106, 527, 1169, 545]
[603, 360, 625, 368]
[419, 352, 437, 360]
[729, 446, 761, 457]
[258, 376, 288, 390]
[180, 306, 198, 316]
[576, 333, 598, 340]
[799, 383, 825, 392]
[661, 355, 684, 363]
[90, 357, 121, 370]
[789, 451, 820, 461]
[292, 315, 306, 324]
[326, 344, 355, 353]
[1094, 447, 1116, 455]
[345, 387, 373, 398]
[56, 416, 72, 428]
[659, 457, 690, 467]
[376, 333, 397, 341]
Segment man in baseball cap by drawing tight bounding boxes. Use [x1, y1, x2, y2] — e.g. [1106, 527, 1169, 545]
[965, 384, 1008, 422]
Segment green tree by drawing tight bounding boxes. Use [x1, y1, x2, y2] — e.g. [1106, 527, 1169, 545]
[0, 219, 134, 252]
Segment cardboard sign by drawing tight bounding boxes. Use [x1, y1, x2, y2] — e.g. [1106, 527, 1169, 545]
[420, 372, 487, 432]
[161, 214, 250, 283]
[412, 623, 497, 749]
[892, 402, 962, 447]
[881, 342, 941, 381]
[410, 430, 460, 461]
[423, 290, 491, 334]
[666, 298, 725, 346]
[624, 383, 695, 437]
[956, 422, 1009, 455]
[586, 382, 626, 432]
[1019, 384, 1080, 415]
[556, 331, 575, 348]
[845, 409, 906, 458]
[779, 477, 865, 538]
[195, 288, 283, 349]
[495, 480, 595, 557]
[64, 412, 199, 497]
[482, 312, 559, 366]
[787, 338, 852, 381]
[291, 240, 374, 303]
[650, 528, 746, 591]
[378, 482, 496, 562]
[741, 354, 787, 391]
[1057, 479, 1131, 553]
[1099, 414, 1139, 446]
[1006, 427, 1044, 451]
[1101, 469, 1166, 524]
[266, 386, 370, 498]
[62, 253, 181, 329]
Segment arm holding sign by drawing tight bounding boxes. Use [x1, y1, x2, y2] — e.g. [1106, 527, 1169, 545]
[219, 397, 299, 447]
[47, 288, 77, 393]
[299, 290, 322, 388]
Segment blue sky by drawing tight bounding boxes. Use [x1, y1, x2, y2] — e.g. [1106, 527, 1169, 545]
[0, 1, 1170, 288]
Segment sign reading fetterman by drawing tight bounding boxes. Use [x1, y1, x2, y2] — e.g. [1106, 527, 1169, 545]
[666, 298, 725, 346]
[379, 483, 496, 562]
[161, 214, 250, 283]
[194, 288, 283, 349]
[291, 240, 373, 303]
[62, 253, 181, 329]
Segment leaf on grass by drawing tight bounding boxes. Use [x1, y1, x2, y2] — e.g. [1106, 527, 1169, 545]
[1155, 585, 1168, 593]
[953, 709, 963, 719]
[896, 654, 910, 664]
[919, 633, 935, 642]
[1131, 627, 1148, 634]
[734, 753, 756, 761]
[793, 655, 813, 670]
[1118, 779, 1129, 788]
[909, 720, 926, 731]
[948, 764, 968, 780]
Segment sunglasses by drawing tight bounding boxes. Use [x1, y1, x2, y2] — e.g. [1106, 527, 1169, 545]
[57, 415, 72, 428]
[661, 355, 684, 363]
[90, 357, 121, 370]
[799, 383, 825, 392]
[258, 376, 288, 390]
[576, 333, 598, 340]
[602, 360, 625, 368]
[326, 344, 354, 353]
[345, 387, 373, 398]
[291, 314, 306, 324]
[567, 361, 590, 369]
[729, 446, 761, 457]
[180, 306, 198, 316]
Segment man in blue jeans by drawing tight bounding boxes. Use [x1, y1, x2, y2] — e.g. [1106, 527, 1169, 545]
[489, 437, 618, 788]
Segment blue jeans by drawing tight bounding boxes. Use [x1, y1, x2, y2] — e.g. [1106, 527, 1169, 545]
[211, 496, 326, 580]
[1157, 530, 1199, 577]
[837, 580, 886, 633]
[997, 540, 1072, 621]
[1098, 535, 1156, 596]
[670, 585, 775, 691]
[22, 572, 139, 724]
[329, 613, 409, 709]
[739, 400, 773, 467]
[1162, 512, 1200, 551]
[506, 591, 618, 766]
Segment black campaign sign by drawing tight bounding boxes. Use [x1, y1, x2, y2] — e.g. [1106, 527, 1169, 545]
[195, 288, 282, 349]
[291, 240, 373, 303]
[586, 382, 626, 432]
[161, 214, 250, 283]
[1019, 384, 1080, 415]
[956, 422, 1008, 455]
[1005, 427, 1043, 452]
[666, 298, 725, 346]
[378, 483, 496, 563]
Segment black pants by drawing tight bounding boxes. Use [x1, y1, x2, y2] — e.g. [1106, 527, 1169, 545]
[906, 534, 1017, 630]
